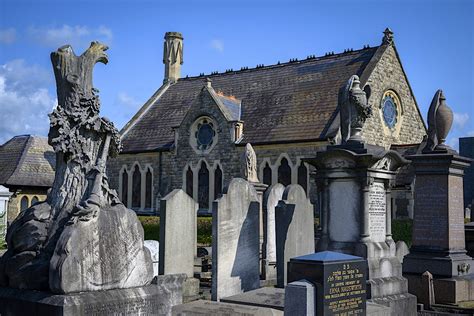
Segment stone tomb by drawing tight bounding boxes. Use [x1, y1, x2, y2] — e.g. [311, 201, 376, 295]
[262, 183, 285, 281]
[306, 143, 417, 315]
[287, 251, 367, 316]
[212, 178, 260, 301]
[275, 184, 315, 287]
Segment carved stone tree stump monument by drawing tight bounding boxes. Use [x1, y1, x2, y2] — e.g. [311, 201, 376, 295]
[0, 43, 184, 315]
[305, 75, 417, 315]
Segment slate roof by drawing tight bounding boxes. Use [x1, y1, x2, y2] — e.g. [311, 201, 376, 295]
[0, 135, 55, 188]
[121, 46, 380, 153]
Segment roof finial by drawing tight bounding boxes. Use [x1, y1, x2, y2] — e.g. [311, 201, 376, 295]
[382, 28, 394, 45]
[205, 77, 212, 88]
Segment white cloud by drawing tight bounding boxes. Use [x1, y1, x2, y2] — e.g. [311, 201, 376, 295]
[0, 60, 57, 144]
[447, 137, 459, 151]
[468, 131, 474, 137]
[0, 28, 16, 44]
[453, 112, 469, 129]
[27, 25, 113, 50]
[210, 39, 224, 53]
[117, 92, 141, 108]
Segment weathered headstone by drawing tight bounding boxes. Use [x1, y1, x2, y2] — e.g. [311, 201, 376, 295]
[284, 280, 315, 316]
[212, 178, 260, 301]
[0, 42, 185, 315]
[263, 183, 285, 281]
[287, 251, 367, 316]
[144, 240, 159, 277]
[275, 184, 314, 287]
[159, 189, 197, 277]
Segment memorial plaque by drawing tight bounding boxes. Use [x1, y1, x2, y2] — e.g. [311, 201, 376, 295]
[287, 251, 367, 316]
[368, 182, 386, 242]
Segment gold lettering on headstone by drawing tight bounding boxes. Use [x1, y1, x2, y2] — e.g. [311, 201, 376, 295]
[324, 263, 366, 315]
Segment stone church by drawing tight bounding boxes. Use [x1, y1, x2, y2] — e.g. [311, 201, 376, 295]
[107, 28, 426, 216]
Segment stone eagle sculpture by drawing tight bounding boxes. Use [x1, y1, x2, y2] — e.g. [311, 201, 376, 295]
[0, 42, 153, 294]
[422, 89, 453, 153]
[339, 75, 372, 144]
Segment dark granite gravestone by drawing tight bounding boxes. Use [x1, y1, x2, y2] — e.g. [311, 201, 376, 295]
[460, 137, 474, 210]
[287, 251, 367, 316]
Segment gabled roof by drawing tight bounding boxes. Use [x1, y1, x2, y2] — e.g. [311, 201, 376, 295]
[0, 135, 55, 188]
[121, 46, 380, 153]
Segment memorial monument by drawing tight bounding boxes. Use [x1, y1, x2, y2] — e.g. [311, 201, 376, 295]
[0, 42, 183, 315]
[403, 90, 474, 304]
[305, 75, 417, 315]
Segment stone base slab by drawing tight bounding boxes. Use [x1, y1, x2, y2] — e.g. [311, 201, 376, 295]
[403, 250, 474, 278]
[405, 273, 474, 305]
[0, 274, 185, 316]
[220, 287, 285, 310]
[369, 293, 417, 316]
[366, 302, 391, 316]
[183, 277, 200, 303]
[172, 299, 283, 315]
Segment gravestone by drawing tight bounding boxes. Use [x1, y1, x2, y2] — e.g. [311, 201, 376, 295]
[212, 178, 260, 301]
[144, 240, 159, 277]
[287, 251, 367, 316]
[159, 189, 197, 277]
[304, 75, 417, 315]
[0, 186, 10, 245]
[403, 90, 474, 304]
[275, 184, 314, 287]
[284, 280, 315, 316]
[0, 42, 183, 315]
[262, 183, 285, 281]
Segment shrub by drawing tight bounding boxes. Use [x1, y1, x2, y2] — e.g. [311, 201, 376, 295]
[392, 219, 413, 247]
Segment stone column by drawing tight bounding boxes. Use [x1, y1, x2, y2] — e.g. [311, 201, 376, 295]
[385, 180, 393, 241]
[251, 182, 268, 279]
[360, 176, 372, 243]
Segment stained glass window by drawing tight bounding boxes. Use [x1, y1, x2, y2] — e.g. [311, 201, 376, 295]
[382, 95, 398, 128]
[278, 158, 291, 186]
[198, 162, 209, 209]
[121, 170, 128, 206]
[132, 165, 141, 208]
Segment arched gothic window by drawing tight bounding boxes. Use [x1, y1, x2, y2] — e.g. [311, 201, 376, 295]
[132, 165, 141, 208]
[20, 196, 29, 211]
[186, 166, 193, 197]
[263, 162, 272, 185]
[278, 158, 292, 186]
[121, 169, 128, 206]
[298, 162, 308, 193]
[198, 162, 209, 209]
[31, 196, 39, 205]
[214, 165, 223, 200]
[145, 168, 152, 209]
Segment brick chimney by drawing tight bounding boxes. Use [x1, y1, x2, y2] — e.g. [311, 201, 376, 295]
[163, 32, 183, 83]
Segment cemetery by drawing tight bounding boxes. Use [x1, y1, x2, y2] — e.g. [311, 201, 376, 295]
[0, 26, 473, 316]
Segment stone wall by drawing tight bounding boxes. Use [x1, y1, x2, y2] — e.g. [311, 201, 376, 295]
[362, 45, 426, 148]
[7, 189, 48, 224]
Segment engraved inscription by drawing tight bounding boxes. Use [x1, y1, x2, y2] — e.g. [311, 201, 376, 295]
[368, 182, 386, 242]
[324, 262, 366, 315]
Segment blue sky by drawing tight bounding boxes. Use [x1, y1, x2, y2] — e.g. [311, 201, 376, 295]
[0, 0, 472, 149]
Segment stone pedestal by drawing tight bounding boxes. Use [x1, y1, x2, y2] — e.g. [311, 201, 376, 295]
[403, 153, 474, 304]
[0, 274, 185, 316]
[287, 251, 367, 316]
[305, 143, 417, 316]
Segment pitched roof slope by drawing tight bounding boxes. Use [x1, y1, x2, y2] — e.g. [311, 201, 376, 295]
[0, 135, 55, 187]
[121, 47, 379, 153]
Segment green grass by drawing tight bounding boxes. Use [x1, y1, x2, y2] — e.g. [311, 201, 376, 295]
[392, 219, 413, 247]
[138, 216, 213, 246]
